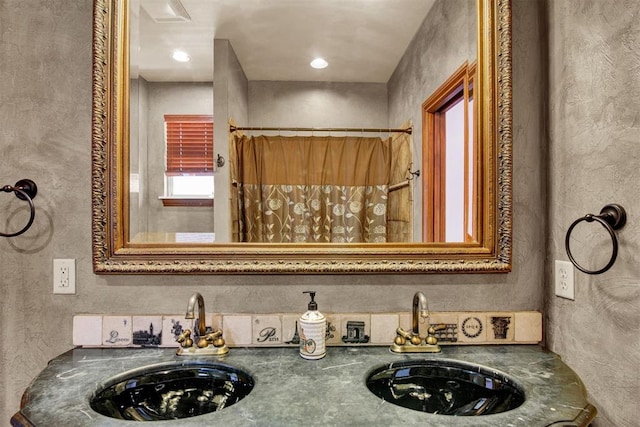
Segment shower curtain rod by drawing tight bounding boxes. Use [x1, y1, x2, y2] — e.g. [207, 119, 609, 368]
[229, 125, 412, 135]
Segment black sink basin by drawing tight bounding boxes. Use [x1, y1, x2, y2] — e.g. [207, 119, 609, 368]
[366, 359, 525, 416]
[90, 361, 254, 421]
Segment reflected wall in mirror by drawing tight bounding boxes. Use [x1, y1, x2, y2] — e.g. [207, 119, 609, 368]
[92, 0, 512, 273]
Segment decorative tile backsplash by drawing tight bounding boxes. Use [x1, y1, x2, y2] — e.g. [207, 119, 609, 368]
[102, 316, 132, 346]
[370, 314, 399, 344]
[252, 315, 282, 345]
[223, 315, 252, 346]
[132, 316, 162, 346]
[457, 313, 487, 343]
[73, 315, 102, 346]
[73, 311, 542, 348]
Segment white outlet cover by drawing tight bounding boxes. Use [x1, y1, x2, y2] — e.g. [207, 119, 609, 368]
[53, 259, 76, 294]
[555, 260, 575, 300]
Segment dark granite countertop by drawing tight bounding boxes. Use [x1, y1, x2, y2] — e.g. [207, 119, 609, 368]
[13, 345, 595, 426]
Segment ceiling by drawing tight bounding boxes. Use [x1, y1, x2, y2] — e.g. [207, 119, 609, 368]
[134, 0, 436, 83]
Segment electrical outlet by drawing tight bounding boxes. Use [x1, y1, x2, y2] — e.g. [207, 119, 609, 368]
[554, 260, 574, 300]
[53, 259, 76, 294]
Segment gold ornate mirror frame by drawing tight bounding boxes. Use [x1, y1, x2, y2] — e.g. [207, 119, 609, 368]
[91, 0, 512, 274]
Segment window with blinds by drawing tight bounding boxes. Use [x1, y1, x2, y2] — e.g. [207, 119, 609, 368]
[165, 114, 214, 176]
[163, 114, 214, 206]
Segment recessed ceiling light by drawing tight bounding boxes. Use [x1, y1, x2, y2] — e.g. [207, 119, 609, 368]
[172, 50, 191, 62]
[310, 58, 328, 69]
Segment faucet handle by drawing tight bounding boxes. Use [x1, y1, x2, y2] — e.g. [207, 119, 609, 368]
[176, 329, 193, 348]
[203, 328, 226, 347]
[427, 323, 447, 334]
[395, 327, 422, 346]
[425, 323, 447, 345]
[204, 329, 222, 341]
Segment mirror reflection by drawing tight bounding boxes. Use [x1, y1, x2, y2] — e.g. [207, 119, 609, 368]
[91, 0, 512, 273]
[128, 0, 477, 244]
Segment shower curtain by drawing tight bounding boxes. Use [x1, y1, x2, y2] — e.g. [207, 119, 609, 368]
[231, 134, 391, 243]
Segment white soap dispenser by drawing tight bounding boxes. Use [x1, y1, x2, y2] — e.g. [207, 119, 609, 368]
[299, 291, 326, 360]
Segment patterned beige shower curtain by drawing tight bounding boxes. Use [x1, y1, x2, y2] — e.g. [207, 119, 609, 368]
[387, 127, 413, 242]
[231, 134, 391, 243]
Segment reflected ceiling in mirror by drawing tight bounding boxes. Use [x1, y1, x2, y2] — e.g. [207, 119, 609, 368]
[134, 0, 437, 83]
[92, 0, 512, 273]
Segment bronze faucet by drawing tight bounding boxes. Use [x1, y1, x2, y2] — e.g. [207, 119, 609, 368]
[412, 291, 429, 336]
[176, 292, 229, 356]
[390, 291, 445, 353]
[186, 292, 207, 336]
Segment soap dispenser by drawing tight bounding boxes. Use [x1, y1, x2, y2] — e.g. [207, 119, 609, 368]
[299, 291, 326, 360]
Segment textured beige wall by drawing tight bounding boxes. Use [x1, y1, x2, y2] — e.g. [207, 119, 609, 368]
[0, 0, 544, 421]
[143, 82, 214, 233]
[213, 39, 248, 242]
[248, 80, 389, 128]
[545, 0, 640, 425]
[388, 0, 477, 239]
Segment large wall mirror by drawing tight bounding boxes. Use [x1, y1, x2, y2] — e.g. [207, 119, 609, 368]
[92, 0, 512, 273]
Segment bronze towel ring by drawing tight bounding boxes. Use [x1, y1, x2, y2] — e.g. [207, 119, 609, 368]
[0, 179, 38, 237]
[565, 204, 626, 275]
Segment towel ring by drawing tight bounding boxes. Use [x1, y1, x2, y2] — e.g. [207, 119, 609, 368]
[1, 179, 38, 237]
[565, 204, 626, 275]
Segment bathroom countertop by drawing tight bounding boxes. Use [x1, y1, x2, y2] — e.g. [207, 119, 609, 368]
[12, 345, 596, 426]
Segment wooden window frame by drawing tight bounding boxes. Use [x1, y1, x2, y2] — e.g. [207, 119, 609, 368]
[422, 62, 477, 243]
